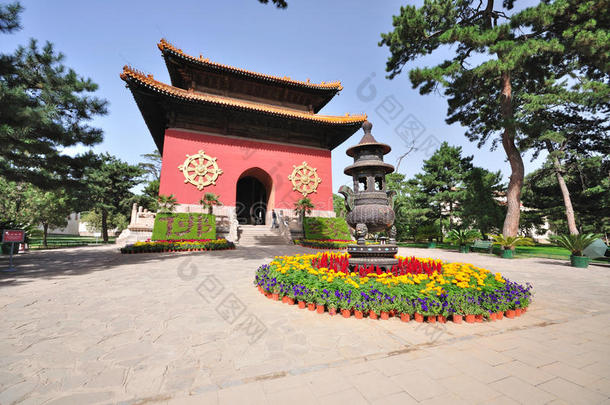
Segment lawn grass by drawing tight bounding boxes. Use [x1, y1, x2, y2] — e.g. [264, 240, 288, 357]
[397, 241, 609, 264]
[28, 234, 116, 249]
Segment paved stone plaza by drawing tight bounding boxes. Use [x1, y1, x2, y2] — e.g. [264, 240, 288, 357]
[1, 245, 609, 404]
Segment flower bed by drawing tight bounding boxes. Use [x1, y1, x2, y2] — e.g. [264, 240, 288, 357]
[254, 252, 532, 323]
[121, 238, 235, 254]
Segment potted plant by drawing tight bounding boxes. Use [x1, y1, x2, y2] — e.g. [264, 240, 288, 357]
[551, 233, 600, 268]
[379, 299, 393, 320]
[413, 298, 432, 323]
[445, 229, 481, 253]
[368, 299, 380, 319]
[396, 297, 414, 322]
[491, 234, 534, 259]
[326, 292, 338, 315]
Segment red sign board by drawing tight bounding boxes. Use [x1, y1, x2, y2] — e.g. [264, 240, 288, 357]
[2, 230, 25, 243]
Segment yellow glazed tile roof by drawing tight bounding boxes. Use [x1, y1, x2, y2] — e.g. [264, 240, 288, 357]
[158, 39, 344, 91]
[120, 66, 366, 125]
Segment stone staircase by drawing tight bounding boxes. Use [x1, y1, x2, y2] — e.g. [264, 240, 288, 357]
[237, 225, 290, 246]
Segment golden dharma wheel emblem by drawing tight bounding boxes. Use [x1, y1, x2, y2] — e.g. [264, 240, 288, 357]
[288, 161, 321, 197]
[178, 150, 223, 190]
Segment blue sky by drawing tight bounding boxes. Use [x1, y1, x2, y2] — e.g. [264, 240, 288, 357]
[6, 0, 545, 191]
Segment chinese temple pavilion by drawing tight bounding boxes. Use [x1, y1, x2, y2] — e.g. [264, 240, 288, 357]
[121, 40, 366, 225]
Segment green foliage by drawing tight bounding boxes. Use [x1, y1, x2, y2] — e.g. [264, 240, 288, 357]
[83, 153, 144, 241]
[332, 193, 346, 218]
[157, 194, 177, 214]
[522, 155, 609, 235]
[303, 217, 351, 241]
[0, 176, 77, 246]
[138, 151, 162, 211]
[152, 213, 216, 241]
[461, 167, 505, 236]
[491, 234, 534, 249]
[257, 0, 287, 8]
[445, 229, 481, 246]
[413, 143, 472, 228]
[121, 238, 234, 254]
[294, 197, 314, 219]
[1, 5, 108, 189]
[138, 150, 162, 181]
[0, 2, 22, 33]
[80, 211, 128, 234]
[200, 193, 222, 215]
[415, 223, 441, 242]
[379, 0, 609, 236]
[551, 233, 601, 256]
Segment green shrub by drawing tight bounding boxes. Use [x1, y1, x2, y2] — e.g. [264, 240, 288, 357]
[152, 213, 216, 241]
[303, 217, 352, 241]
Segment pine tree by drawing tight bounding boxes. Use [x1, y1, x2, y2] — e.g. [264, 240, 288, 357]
[461, 167, 505, 237]
[522, 155, 609, 236]
[379, 0, 609, 236]
[410, 142, 473, 234]
[0, 3, 107, 189]
[84, 154, 144, 242]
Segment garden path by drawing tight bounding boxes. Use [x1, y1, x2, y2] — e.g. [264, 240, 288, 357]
[0, 245, 608, 404]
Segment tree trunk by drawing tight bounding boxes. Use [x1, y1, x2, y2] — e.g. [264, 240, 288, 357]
[43, 223, 48, 248]
[500, 71, 524, 237]
[101, 209, 109, 243]
[550, 155, 579, 235]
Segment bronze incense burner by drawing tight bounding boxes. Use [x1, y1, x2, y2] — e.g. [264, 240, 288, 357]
[340, 121, 398, 269]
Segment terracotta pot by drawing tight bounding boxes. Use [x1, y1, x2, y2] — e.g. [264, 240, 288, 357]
[281, 296, 288, 304]
[286, 297, 295, 305]
[316, 304, 325, 314]
[465, 314, 475, 323]
[271, 293, 279, 301]
[307, 303, 316, 311]
[414, 313, 424, 323]
[354, 310, 363, 319]
[522, 307, 527, 313]
[341, 309, 351, 318]
[329, 308, 337, 316]
[427, 315, 436, 324]
[475, 314, 483, 323]
[515, 308, 522, 317]
[489, 312, 497, 321]
[505, 310, 515, 319]
[369, 310, 378, 319]
[389, 309, 396, 317]
[496, 311, 503, 320]
[452, 314, 463, 324]
[437, 315, 447, 324]
[380, 311, 390, 320]
[298, 301, 306, 309]
[400, 313, 410, 323]
[257, 286, 263, 293]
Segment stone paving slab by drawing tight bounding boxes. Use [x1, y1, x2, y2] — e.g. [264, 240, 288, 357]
[0, 244, 609, 404]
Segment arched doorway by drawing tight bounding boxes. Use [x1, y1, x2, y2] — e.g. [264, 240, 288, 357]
[236, 168, 273, 225]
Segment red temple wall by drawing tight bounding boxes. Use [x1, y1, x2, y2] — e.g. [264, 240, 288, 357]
[158, 128, 334, 212]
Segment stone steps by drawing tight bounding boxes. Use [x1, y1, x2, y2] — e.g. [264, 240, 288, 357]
[238, 226, 289, 246]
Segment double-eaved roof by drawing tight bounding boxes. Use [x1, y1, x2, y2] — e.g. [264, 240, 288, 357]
[121, 40, 366, 152]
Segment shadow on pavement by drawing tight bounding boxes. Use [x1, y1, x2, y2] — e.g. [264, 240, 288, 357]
[0, 244, 313, 287]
